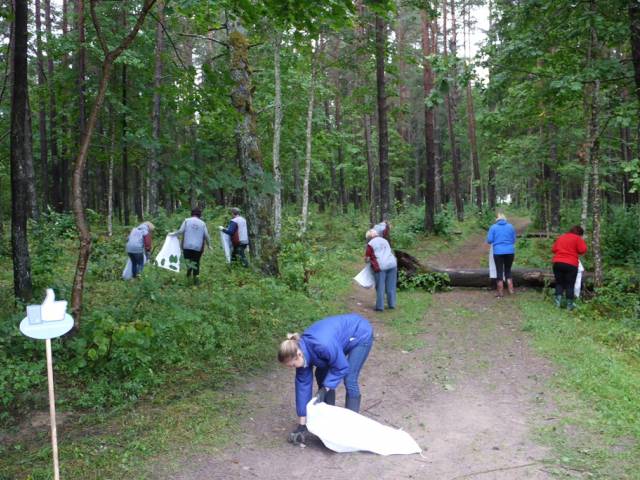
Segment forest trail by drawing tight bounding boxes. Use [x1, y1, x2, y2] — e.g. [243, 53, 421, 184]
[157, 222, 559, 480]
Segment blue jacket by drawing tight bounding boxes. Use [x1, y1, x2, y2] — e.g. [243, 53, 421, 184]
[294, 313, 373, 417]
[486, 219, 516, 255]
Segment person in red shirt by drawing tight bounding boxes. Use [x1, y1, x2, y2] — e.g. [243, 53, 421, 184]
[552, 225, 588, 310]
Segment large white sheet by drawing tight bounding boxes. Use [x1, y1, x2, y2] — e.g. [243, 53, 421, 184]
[354, 265, 375, 289]
[574, 260, 585, 298]
[489, 245, 497, 279]
[306, 399, 422, 456]
[220, 230, 232, 263]
[155, 235, 182, 272]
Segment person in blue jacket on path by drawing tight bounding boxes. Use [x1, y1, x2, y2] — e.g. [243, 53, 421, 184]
[486, 212, 517, 298]
[278, 313, 374, 444]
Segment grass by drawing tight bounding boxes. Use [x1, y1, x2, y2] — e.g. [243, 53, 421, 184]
[519, 294, 640, 479]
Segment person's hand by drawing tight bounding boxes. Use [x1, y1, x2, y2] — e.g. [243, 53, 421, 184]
[288, 424, 308, 444]
[314, 387, 329, 404]
[218, 226, 224, 231]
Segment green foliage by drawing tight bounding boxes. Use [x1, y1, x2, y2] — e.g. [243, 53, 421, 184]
[398, 270, 450, 293]
[434, 205, 456, 237]
[602, 205, 640, 268]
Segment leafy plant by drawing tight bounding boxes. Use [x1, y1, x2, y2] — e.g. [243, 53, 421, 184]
[397, 270, 450, 292]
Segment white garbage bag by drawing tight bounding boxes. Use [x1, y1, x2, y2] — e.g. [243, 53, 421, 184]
[122, 258, 133, 280]
[220, 230, 232, 264]
[489, 245, 497, 279]
[574, 260, 585, 299]
[305, 399, 422, 456]
[354, 265, 375, 289]
[155, 235, 182, 272]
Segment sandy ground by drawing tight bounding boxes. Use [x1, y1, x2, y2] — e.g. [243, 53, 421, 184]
[156, 222, 559, 480]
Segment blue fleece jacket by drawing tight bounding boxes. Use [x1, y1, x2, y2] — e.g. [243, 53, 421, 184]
[486, 219, 516, 254]
[294, 313, 373, 417]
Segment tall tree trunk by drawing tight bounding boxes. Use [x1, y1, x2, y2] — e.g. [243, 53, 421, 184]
[121, 62, 130, 225]
[76, 0, 87, 207]
[61, 0, 70, 212]
[10, 0, 33, 301]
[228, 23, 278, 275]
[107, 105, 115, 237]
[466, 81, 482, 211]
[375, 14, 390, 220]
[444, 0, 464, 221]
[395, 6, 410, 145]
[629, 1, 640, 107]
[35, 0, 49, 210]
[548, 124, 561, 230]
[45, 0, 59, 211]
[589, 80, 603, 287]
[364, 114, 377, 225]
[149, 0, 164, 216]
[421, 10, 436, 232]
[301, 42, 321, 236]
[272, 32, 283, 242]
[71, 0, 157, 327]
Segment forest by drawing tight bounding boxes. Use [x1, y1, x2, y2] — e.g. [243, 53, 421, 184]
[1, 0, 639, 478]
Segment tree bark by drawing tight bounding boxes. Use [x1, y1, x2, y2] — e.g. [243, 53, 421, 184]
[375, 14, 390, 221]
[629, 1, 640, 106]
[71, 0, 157, 327]
[272, 32, 283, 242]
[421, 10, 436, 233]
[466, 81, 482, 211]
[35, 0, 49, 209]
[444, 0, 464, 221]
[228, 23, 278, 275]
[395, 250, 593, 289]
[364, 113, 377, 225]
[45, 0, 60, 211]
[301, 41, 320, 236]
[548, 124, 561, 230]
[10, 0, 33, 301]
[149, 0, 164, 216]
[121, 61, 130, 225]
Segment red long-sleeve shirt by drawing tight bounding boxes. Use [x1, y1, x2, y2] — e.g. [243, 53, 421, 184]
[552, 233, 587, 267]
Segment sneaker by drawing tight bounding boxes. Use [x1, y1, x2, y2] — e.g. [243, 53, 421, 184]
[554, 295, 562, 308]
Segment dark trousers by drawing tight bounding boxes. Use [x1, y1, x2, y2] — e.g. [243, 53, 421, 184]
[232, 243, 249, 267]
[493, 253, 514, 280]
[128, 252, 145, 278]
[183, 248, 203, 277]
[553, 262, 578, 300]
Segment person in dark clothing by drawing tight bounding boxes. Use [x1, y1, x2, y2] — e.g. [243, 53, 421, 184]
[486, 213, 517, 297]
[552, 225, 588, 310]
[278, 313, 374, 445]
[219, 207, 249, 267]
[170, 208, 211, 283]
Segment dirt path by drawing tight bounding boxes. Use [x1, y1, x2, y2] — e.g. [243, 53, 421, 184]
[157, 223, 557, 480]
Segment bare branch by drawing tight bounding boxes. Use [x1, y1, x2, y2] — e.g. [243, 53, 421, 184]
[148, 10, 187, 69]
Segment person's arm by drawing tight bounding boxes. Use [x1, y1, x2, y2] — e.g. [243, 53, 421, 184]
[294, 366, 314, 421]
[203, 224, 211, 249]
[365, 244, 380, 271]
[577, 237, 588, 255]
[171, 220, 187, 236]
[143, 233, 152, 253]
[318, 343, 350, 389]
[222, 221, 237, 236]
[486, 226, 494, 245]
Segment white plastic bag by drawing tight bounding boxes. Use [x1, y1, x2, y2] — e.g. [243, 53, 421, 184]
[489, 245, 497, 279]
[155, 235, 182, 272]
[122, 258, 133, 280]
[306, 399, 421, 456]
[574, 260, 585, 299]
[220, 230, 232, 263]
[354, 265, 375, 289]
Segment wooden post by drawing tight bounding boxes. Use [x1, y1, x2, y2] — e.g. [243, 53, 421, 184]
[45, 338, 60, 480]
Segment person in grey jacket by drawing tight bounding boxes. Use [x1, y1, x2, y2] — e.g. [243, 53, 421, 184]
[365, 229, 397, 311]
[171, 208, 211, 282]
[126, 221, 155, 278]
[219, 207, 249, 267]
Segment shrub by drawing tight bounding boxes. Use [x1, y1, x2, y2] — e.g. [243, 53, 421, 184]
[398, 270, 450, 292]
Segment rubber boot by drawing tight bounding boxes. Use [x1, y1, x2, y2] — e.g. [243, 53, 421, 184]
[554, 294, 562, 308]
[325, 389, 335, 406]
[507, 278, 515, 294]
[567, 300, 575, 311]
[496, 281, 504, 298]
[345, 395, 361, 413]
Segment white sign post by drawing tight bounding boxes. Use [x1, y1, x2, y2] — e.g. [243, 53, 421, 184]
[19, 289, 73, 480]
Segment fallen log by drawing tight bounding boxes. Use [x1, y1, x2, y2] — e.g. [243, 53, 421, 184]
[396, 250, 592, 288]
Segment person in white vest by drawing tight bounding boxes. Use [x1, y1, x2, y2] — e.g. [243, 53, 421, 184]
[219, 207, 249, 267]
[365, 229, 397, 311]
[170, 207, 211, 283]
[125, 221, 154, 278]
